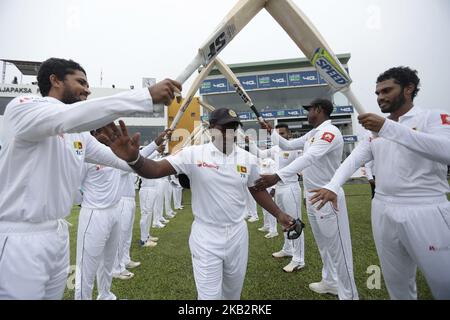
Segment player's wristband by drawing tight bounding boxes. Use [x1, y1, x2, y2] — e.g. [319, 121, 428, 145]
[127, 153, 141, 166]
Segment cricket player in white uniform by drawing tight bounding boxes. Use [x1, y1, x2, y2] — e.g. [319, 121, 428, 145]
[249, 124, 304, 272]
[139, 148, 163, 247]
[256, 99, 359, 300]
[172, 175, 184, 210]
[0, 57, 180, 299]
[75, 156, 123, 299]
[312, 67, 450, 299]
[76, 129, 165, 298]
[98, 108, 299, 300]
[113, 170, 141, 279]
[258, 157, 278, 238]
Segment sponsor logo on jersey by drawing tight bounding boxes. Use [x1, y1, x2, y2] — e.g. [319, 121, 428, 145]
[441, 114, 450, 125]
[196, 161, 219, 170]
[321, 132, 335, 143]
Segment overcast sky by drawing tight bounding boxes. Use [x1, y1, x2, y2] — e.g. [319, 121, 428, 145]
[1, 0, 449, 114]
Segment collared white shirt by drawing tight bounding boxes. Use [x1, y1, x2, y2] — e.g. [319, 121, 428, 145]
[249, 142, 302, 186]
[120, 171, 136, 198]
[273, 120, 344, 191]
[166, 142, 259, 225]
[0, 89, 153, 222]
[81, 164, 123, 209]
[259, 157, 276, 192]
[140, 150, 161, 188]
[325, 107, 450, 197]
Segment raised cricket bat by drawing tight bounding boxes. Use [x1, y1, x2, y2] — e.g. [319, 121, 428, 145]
[175, 0, 266, 84]
[170, 59, 217, 130]
[265, 0, 366, 114]
[214, 57, 266, 124]
[198, 99, 216, 112]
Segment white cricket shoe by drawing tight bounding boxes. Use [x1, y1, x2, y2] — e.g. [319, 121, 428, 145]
[159, 217, 169, 224]
[264, 232, 279, 239]
[152, 223, 165, 229]
[309, 281, 338, 296]
[166, 212, 176, 219]
[126, 261, 141, 269]
[272, 250, 292, 258]
[148, 236, 159, 242]
[140, 239, 157, 247]
[258, 226, 269, 232]
[282, 261, 305, 273]
[248, 216, 259, 223]
[113, 270, 134, 280]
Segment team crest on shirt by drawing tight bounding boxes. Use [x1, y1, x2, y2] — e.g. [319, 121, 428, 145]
[73, 141, 83, 155]
[320, 132, 335, 143]
[237, 165, 247, 178]
[283, 152, 289, 159]
[441, 114, 450, 125]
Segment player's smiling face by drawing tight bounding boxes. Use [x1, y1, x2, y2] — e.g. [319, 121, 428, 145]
[60, 70, 91, 104]
[375, 79, 405, 114]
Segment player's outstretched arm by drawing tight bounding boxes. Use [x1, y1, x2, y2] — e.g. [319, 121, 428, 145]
[97, 120, 176, 179]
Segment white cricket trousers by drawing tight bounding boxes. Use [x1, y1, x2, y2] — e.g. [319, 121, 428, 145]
[174, 186, 183, 209]
[153, 180, 164, 223]
[0, 220, 69, 299]
[245, 188, 257, 219]
[75, 204, 121, 300]
[189, 219, 248, 300]
[113, 197, 136, 274]
[139, 187, 157, 242]
[262, 208, 277, 233]
[162, 179, 174, 216]
[372, 194, 450, 299]
[275, 183, 304, 265]
[306, 188, 358, 300]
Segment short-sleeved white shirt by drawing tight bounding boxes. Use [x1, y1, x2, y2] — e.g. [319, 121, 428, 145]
[166, 143, 259, 226]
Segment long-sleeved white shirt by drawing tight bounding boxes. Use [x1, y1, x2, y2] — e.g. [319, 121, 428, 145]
[259, 157, 276, 193]
[248, 142, 301, 186]
[140, 150, 161, 188]
[324, 107, 450, 198]
[81, 164, 123, 209]
[273, 120, 344, 191]
[120, 171, 136, 198]
[0, 89, 154, 222]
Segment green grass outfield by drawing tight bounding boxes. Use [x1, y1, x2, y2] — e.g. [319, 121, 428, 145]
[63, 182, 441, 300]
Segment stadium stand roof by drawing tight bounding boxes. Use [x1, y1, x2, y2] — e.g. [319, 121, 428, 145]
[1, 59, 42, 76]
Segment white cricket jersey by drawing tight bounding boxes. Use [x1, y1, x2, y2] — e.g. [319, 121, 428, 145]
[0, 89, 153, 222]
[166, 142, 260, 225]
[324, 107, 450, 197]
[120, 171, 136, 198]
[140, 150, 161, 188]
[81, 164, 122, 209]
[249, 142, 302, 186]
[273, 120, 344, 191]
[259, 157, 276, 192]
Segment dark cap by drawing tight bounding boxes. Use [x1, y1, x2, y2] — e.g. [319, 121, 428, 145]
[303, 98, 334, 116]
[209, 108, 242, 126]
